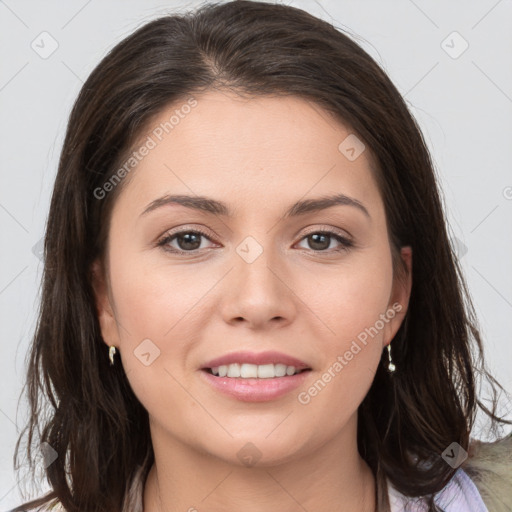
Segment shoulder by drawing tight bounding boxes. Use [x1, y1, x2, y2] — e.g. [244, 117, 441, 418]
[434, 467, 489, 511]
[462, 434, 512, 511]
[38, 503, 66, 512]
[388, 468, 488, 512]
[388, 435, 512, 512]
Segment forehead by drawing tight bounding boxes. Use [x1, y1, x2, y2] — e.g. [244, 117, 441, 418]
[113, 90, 382, 219]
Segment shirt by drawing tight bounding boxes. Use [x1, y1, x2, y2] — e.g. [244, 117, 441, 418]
[388, 468, 489, 512]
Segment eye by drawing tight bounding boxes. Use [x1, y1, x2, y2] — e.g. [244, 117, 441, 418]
[156, 227, 354, 255]
[157, 228, 217, 254]
[295, 230, 354, 253]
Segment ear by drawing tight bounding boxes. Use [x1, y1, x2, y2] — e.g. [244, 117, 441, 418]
[90, 258, 120, 348]
[383, 246, 412, 346]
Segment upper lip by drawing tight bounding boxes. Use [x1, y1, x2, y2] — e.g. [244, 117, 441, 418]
[201, 351, 311, 370]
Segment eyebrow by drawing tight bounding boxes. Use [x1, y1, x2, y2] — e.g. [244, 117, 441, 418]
[140, 193, 370, 219]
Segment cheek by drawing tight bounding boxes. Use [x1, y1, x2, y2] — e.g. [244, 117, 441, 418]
[296, 259, 392, 422]
[307, 251, 394, 341]
[106, 253, 197, 414]
[108, 248, 202, 339]
[298, 248, 393, 411]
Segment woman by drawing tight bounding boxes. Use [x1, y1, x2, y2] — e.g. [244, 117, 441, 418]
[11, 1, 512, 511]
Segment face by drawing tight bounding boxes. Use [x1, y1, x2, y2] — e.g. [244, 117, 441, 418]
[92, 90, 412, 466]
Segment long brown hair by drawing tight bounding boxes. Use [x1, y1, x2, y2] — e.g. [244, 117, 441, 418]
[12, 1, 511, 511]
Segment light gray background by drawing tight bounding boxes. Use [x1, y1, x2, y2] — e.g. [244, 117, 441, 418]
[1, 0, 511, 508]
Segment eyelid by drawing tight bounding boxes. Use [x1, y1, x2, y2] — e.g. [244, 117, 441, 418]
[159, 225, 352, 240]
[299, 224, 353, 241]
[155, 225, 219, 251]
[157, 224, 218, 242]
[157, 224, 354, 254]
[293, 225, 354, 253]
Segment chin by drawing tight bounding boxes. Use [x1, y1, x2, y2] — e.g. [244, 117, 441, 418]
[203, 435, 308, 469]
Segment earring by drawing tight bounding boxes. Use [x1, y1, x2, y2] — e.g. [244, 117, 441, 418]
[387, 343, 396, 373]
[109, 345, 117, 366]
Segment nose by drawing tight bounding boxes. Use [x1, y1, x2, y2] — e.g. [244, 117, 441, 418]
[220, 244, 297, 330]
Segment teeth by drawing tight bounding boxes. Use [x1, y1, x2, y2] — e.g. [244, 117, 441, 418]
[210, 363, 304, 378]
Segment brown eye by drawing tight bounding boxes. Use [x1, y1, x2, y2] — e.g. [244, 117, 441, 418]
[157, 229, 216, 253]
[306, 233, 331, 251]
[174, 232, 203, 251]
[297, 231, 353, 253]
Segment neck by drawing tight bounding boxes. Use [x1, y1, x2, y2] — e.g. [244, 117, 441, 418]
[143, 415, 376, 512]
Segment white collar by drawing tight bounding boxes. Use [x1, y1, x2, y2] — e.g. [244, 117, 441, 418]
[387, 468, 488, 512]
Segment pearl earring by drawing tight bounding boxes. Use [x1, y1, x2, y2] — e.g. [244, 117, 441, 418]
[109, 345, 117, 366]
[387, 343, 396, 373]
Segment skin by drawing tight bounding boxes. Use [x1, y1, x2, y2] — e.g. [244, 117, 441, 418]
[92, 90, 412, 512]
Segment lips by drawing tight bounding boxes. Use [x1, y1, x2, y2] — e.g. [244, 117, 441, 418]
[201, 350, 311, 370]
[200, 369, 310, 401]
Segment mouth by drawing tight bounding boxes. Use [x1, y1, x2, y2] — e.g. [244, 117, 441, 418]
[200, 365, 312, 402]
[202, 363, 312, 379]
[199, 351, 313, 401]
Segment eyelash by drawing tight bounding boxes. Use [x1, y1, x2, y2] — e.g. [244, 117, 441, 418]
[156, 226, 354, 256]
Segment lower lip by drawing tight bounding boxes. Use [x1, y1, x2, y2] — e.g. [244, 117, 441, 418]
[199, 369, 311, 402]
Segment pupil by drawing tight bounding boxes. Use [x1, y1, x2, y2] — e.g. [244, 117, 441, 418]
[309, 233, 329, 250]
[178, 233, 201, 250]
